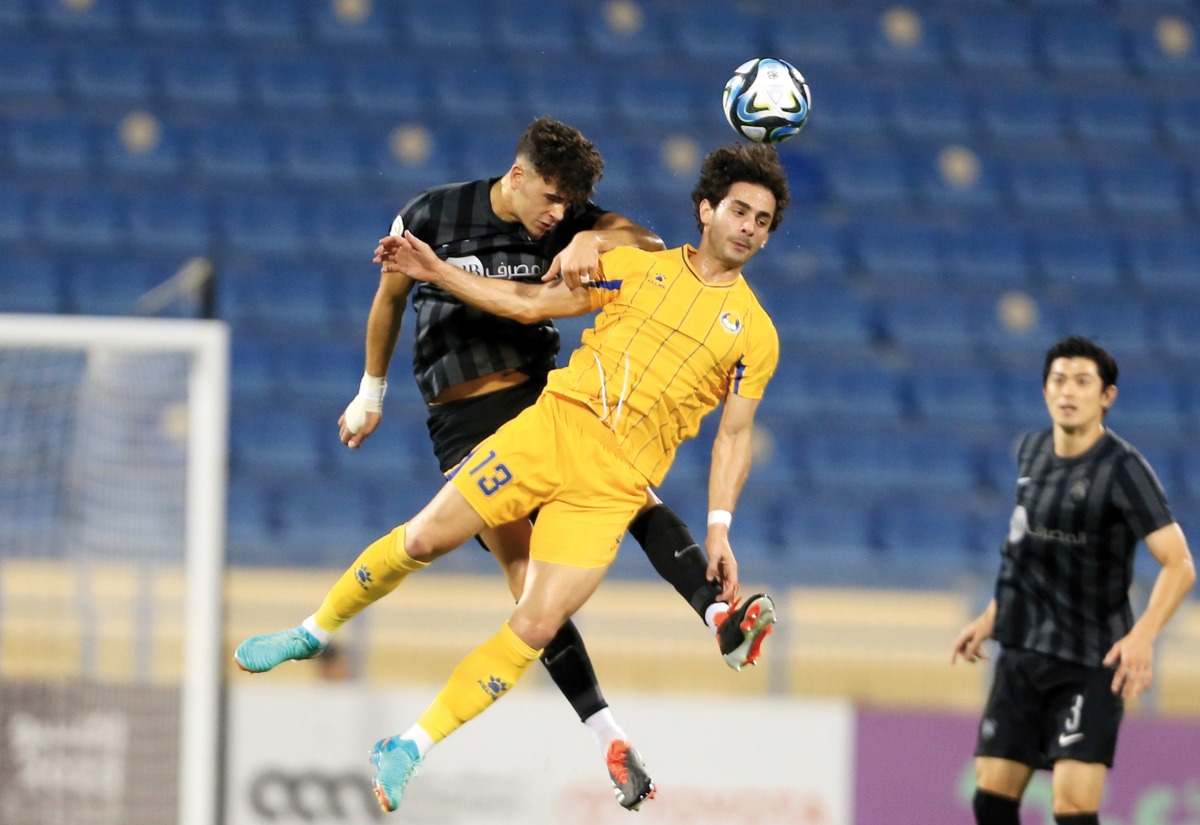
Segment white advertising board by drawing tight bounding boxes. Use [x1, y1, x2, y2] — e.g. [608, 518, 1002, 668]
[227, 684, 853, 825]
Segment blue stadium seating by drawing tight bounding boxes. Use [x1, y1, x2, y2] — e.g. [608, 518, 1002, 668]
[495, 4, 578, 55]
[949, 11, 1039, 76]
[99, 118, 185, 180]
[217, 196, 304, 255]
[1007, 157, 1096, 217]
[823, 149, 911, 209]
[160, 52, 241, 111]
[1097, 158, 1189, 222]
[763, 9, 861, 71]
[130, 0, 216, 40]
[217, 262, 336, 334]
[126, 192, 211, 254]
[1128, 16, 1200, 81]
[342, 59, 426, 120]
[310, 0, 392, 47]
[1040, 15, 1132, 78]
[1063, 296, 1156, 359]
[0, 42, 59, 101]
[942, 225, 1031, 291]
[1067, 93, 1158, 153]
[251, 57, 334, 114]
[34, 0, 122, 34]
[677, 6, 763, 65]
[229, 403, 324, 479]
[807, 81, 885, 138]
[66, 47, 151, 106]
[1128, 234, 1200, 292]
[36, 188, 122, 250]
[190, 123, 274, 185]
[769, 360, 905, 424]
[11, 116, 91, 177]
[0, 185, 29, 246]
[219, 0, 303, 43]
[275, 341, 364, 408]
[0, 254, 62, 314]
[908, 367, 1007, 428]
[280, 128, 362, 189]
[852, 219, 943, 290]
[1031, 231, 1124, 292]
[977, 88, 1070, 149]
[888, 83, 976, 142]
[67, 260, 162, 315]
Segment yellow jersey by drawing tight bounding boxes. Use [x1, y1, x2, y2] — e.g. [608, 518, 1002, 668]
[545, 245, 779, 486]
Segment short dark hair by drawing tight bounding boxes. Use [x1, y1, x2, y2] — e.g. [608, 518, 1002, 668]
[514, 117, 604, 205]
[691, 143, 791, 233]
[1043, 335, 1119, 388]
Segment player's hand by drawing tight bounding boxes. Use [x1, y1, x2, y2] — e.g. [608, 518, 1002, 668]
[338, 400, 382, 449]
[374, 231, 440, 282]
[704, 529, 739, 603]
[542, 231, 600, 289]
[1103, 628, 1154, 700]
[950, 613, 993, 665]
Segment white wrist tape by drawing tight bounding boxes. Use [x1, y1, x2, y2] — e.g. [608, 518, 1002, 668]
[343, 374, 387, 435]
[707, 509, 733, 528]
[358, 373, 387, 411]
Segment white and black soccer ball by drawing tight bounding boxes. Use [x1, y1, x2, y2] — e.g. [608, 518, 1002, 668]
[722, 57, 811, 144]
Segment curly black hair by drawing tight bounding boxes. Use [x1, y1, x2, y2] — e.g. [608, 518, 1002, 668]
[514, 117, 605, 205]
[691, 143, 791, 232]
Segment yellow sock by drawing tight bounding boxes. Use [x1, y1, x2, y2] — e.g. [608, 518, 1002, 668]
[418, 621, 541, 742]
[312, 524, 426, 632]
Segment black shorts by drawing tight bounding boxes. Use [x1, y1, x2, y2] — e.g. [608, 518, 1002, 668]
[975, 647, 1124, 769]
[425, 377, 546, 473]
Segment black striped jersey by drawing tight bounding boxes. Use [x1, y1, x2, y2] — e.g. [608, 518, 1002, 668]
[992, 429, 1175, 667]
[392, 178, 606, 404]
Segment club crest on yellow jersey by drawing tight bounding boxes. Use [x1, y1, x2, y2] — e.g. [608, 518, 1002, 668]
[720, 312, 743, 333]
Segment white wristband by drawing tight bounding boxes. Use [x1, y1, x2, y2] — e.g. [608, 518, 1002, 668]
[707, 509, 732, 528]
[358, 373, 387, 412]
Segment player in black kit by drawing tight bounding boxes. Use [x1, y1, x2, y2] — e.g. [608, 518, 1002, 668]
[335, 118, 775, 810]
[952, 336, 1196, 825]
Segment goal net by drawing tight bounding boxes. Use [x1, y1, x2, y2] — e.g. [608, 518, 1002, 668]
[0, 314, 228, 825]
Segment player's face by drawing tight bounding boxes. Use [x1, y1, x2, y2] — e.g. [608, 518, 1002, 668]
[1043, 357, 1116, 433]
[511, 166, 568, 238]
[701, 182, 776, 268]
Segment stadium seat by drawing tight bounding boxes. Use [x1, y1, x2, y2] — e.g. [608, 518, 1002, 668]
[431, 62, 521, 124]
[312, 199, 396, 261]
[580, 2, 673, 57]
[229, 404, 324, 478]
[219, 0, 302, 42]
[942, 225, 1031, 291]
[977, 88, 1070, 149]
[769, 359, 905, 424]
[1128, 15, 1200, 80]
[763, 9, 861, 71]
[1161, 99, 1200, 155]
[160, 52, 241, 111]
[11, 116, 91, 176]
[763, 218, 848, 283]
[1096, 158, 1188, 223]
[217, 263, 336, 334]
[342, 59, 425, 119]
[494, 3, 577, 55]
[66, 260, 162, 316]
[851, 219, 943, 290]
[881, 293, 976, 355]
[612, 72, 704, 133]
[1067, 93, 1158, 153]
[1031, 231, 1125, 292]
[0, 185, 30, 245]
[66, 47, 151, 106]
[275, 341, 364, 408]
[887, 83, 976, 142]
[33, 0, 121, 33]
[0, 254, 62, 314]
[970, 294, 1065, 361]
[822, 149, 911, 209]
[226, 478, 278, 562]
[280, 128, 362, 189]
[1062, 296, 1155, 359]
[403, 0, 486, 50]
[998, 365, 1055, 430]
[805, 81, 885, 138]
[364, 126, 456, 195]
[777, 498, 879, 582]
[130, 0, 215, 39]
[191, 124, 274, 185]
[908, 367, 1006, 427]
[36, 188, 121, 249]
[678, 6, 763, 64]
[275, 483, 381, 564]
[0, 42, 59, 101]
[877, 502, 984, 577]
[1007, 157, 1095, 217]
[911, 147, 1004, 215]
[1128, 235, 1200, 292]
[251, 57, 334, 114]
[760, 284, 876, 351]
[1105, 370, 1189, 435]
[310, 0, 392, 47]
[805, 431, 977, 495]
[865, 7, 946, 72]
[948, 11, 1038, 75]
[126, 192, 211, 254]
[226, 337, 275, 402]
[218, 196, 305, 255]
[518, 65, 608, 130]
[98, 116, 184, 179]
[1040, 15, 1132, 77]
[1156, 303, 1200, 362]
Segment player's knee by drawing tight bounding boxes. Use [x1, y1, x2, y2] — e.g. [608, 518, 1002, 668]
[508, 612, 564, 650]
[403, 524, 443, 562]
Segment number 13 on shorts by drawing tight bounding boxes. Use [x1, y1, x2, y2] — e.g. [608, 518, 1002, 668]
[466, 449, 513, 496]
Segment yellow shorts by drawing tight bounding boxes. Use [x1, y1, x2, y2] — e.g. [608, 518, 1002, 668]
[448, 392, 647, 568]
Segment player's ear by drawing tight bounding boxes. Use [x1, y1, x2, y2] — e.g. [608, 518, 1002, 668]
[1102, 384, 1118, 410]
[698, 199, 714, 227]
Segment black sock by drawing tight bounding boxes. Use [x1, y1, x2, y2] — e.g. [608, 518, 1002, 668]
[538, 619, 607, 722]
[974, 789, 1020, 825]
[1055, 815, 1099, 824]
[627, 504, 720, 620]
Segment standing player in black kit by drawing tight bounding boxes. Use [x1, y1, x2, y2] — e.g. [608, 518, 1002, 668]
[337, 117, 776, 809]
[952, 336, 1196, 825]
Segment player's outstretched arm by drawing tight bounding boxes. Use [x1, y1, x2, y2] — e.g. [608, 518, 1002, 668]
[951, 599, 996, 664]
[544, 213, 664, 289]
[1103, 522, 1196, 699]
[705, 394, 763, 603]
[377, 232, 593, 322]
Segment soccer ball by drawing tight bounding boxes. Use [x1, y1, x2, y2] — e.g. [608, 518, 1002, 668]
[722, 58, 811, 144]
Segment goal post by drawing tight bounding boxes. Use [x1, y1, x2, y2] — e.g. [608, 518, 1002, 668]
[0, 313, 229, 825]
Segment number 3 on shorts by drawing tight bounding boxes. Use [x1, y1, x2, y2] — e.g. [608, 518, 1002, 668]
[467, 449, 513, 497]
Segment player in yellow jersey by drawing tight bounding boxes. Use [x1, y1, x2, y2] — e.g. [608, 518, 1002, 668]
[233, 143, 790, 814]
